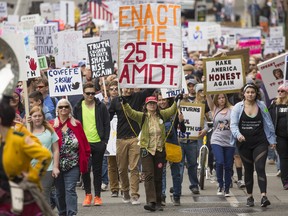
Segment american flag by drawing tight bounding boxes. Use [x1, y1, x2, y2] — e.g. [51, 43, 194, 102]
[77, 12, 91, 30]
[88, 0, 113, 23]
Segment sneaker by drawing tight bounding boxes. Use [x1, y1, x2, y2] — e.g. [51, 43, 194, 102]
[237, 180, 246, 189]
[246, 196, 254, 207]
[94, 196, 102, 206]
[144, 202, 156, 211]
[122, 191, 130, 203]
[82, 194, 92, 207]
[224, 190, 231, 197]
[101, 183, 108, 191]
[173, 197, 181, 206]
[217, 187, 223, 195]
[169, 187, 174, 194]
[261, 196, 271, 207]
[190, 186, 200, 194]
[111, 191, 119, 197]
[131, 196, 141, 205]
[276, 170, 281, 177]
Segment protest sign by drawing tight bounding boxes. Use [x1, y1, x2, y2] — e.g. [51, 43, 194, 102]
[270, 26, 283, 37]
[217, 34, 236, 48]
[20, 14, 41, 31]
[25, 51, 41, 79]
[87, 39, 114, 78]
[47, 68, 83, 97]
[0, 2, 7, 18]
[34, 23, 58, 56]
[52, 31, 82, 68]
[105, 115, 117, 156]
[258, 52, 287, 99]
[178, 102, 204, 139]
[100, 30, 118, 62]
[283, 55, 288, 87]
[77, 37, 100, 62]
[187, 23, 208, 51]
[238, 37, 261, 55]
[161, 70, 188, 99]
[60, 0, 75, 27]
[221, 27, 261, 40]
[264, 37, 285, 55]
[38, 56, 48, 70]
[2, 22, 19, 33]
[40, 3, 54, 20]
[204, 55, 245, 94]
[7, 15, 19, 23]
[118, 3, 182, 89]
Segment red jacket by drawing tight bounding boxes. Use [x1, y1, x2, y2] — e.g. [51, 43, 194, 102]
[51, 118, 90, 174]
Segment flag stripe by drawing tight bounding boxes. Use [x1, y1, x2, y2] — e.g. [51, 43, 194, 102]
[89, 1, 112, 23]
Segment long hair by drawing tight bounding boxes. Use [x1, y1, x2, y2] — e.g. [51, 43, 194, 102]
[213, 94, 232, 108]
[29, 106, 54, 133]
[275, 85, 288, 105]
[53, 99, 77, 128]
[240, 83, 261, 100]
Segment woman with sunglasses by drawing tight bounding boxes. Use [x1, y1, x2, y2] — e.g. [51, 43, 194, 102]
[230, 83, 276, 208]
[269, 85, 288, 190]
[29, 106, 60, 205]
[52, 99, 90, 216]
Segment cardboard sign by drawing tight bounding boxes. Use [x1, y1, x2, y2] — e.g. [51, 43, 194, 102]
[60, 0, 75, 27]
[38, 56, 48, 70]
[34, 23, 58, 56]
[87, 39, 114, 78]
[161, 70, 188, 99]
[118, 3, 182, 89]
[77, 37, 100, 62]
[178, 102, 204, 140]
[204, 55, 245, 94]
[264, 37, 285, 55]
[100, 30, 118, 62]
[47, 68, 83, 97]
[25, 51, 41, 79]
[105, 115, 117, 156]
[40, 3, 54, 20]
[238, 37, 261, 55]
[20, 14, 41, 31]
[0, 2, 7, 18]
[257, 53, 287, 99]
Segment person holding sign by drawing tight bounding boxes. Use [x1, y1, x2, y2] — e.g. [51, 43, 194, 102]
[268, 85, 288, 190]
[120, 95, 181, 212]
[230, 83, 276, 207]
[206, 93, 235, 197]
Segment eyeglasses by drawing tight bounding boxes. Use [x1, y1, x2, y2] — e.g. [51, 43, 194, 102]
[109, 88, 118, 91]
[58, 105, 70, 109]
[85, 92, 96, 96]
[37, 85, 45, 89]
[278, 90, 285, 93]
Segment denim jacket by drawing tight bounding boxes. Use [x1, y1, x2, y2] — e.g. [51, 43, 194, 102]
[230, 100, 276, 146]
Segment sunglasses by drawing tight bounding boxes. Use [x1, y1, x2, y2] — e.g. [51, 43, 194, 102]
[85, 92, 96, 96]
[58, 105, 70, 109]
[278, 90, 285, 93]
[109, 87, 118, 91]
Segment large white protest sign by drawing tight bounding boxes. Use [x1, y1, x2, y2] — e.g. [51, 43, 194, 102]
[25, 51, 41, 79]
[20, 14, 41, 31]
[118, 3, 182, 89]
[0, 2, 7, 18]
[47, 68, 83, 97]
[105, 115, 117, 156]
[161, 70, 188, 99]
[60, 1, 75, 27]
[77, 37, 100, 62]
[270, 26, 283, 37]
[52, 31, 82, 68]
[34, 23, 58, 56]
[87, 40, 114, 78]
[187, 23, 208, 51]
[204, 55, 245, 94]
[221, 27, 261, 40]
[258, 53, 287, 99]
[100, 30, 118, 62]
[264, 37, 285, 55]
[178, 102, 204, 139]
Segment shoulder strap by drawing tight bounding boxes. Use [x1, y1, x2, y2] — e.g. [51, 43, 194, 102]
[213, 107, 225, 122]
[121, 103, 138, 137]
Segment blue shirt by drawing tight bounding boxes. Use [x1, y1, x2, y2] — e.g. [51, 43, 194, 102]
[44, 95, 58, 119]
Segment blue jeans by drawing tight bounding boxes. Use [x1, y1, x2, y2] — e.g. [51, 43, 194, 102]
[211, 144, 235, 191]
[102, 156, 109, 185]
[55, 166, 79, 216]
[180, 140, 199, 188]
[170, 162, 181, 198]
[161, 163, 167, 197]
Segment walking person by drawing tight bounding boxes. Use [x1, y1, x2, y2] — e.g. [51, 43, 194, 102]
[207, 93, 235, 196]
[53, 99, 90, 215]
[121, 94, 181, 211]
[73, 82, 110, 206]
[269, 85, 288, 189]
[230, 83, 276, 207]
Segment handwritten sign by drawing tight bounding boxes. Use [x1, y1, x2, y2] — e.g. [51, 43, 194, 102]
[47, 68, 83, 97]
[38, 56, 48, 70]
[77, 37, 100, 62]
[0, 2, 7, 18]
[161, 70, 188, 98]
[178, 102, 204, 140]
[25, 51, 41, 79]
[257, 52, 287, 99]
[20, 14, 41, 31]
[264, 37, 285, 55]
[118, 3, 182, 89]
[60, 0, 75, 27]
[87, 40, 114, 78]
[34, 23, 58, 56]
[204, 55, 245, 94]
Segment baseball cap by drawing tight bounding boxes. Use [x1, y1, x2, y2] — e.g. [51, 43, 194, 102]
[195, 83, 204, 93]
[78, 61, 86, 67]
[187, 79, 198, 85]
[145, 96, 158, 104]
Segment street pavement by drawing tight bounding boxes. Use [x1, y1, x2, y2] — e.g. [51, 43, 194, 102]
[70, 160, 288, 216]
